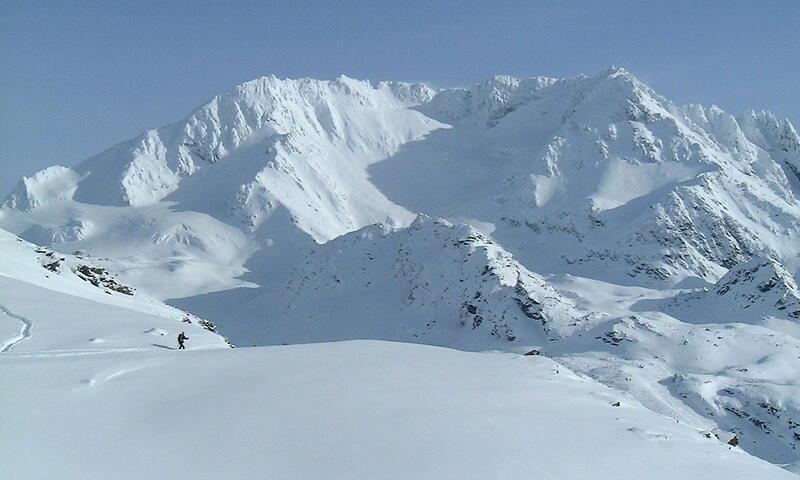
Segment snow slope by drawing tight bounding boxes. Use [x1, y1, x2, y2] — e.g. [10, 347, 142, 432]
[0, 228, 229, 353]
[2, 339, 795, 480]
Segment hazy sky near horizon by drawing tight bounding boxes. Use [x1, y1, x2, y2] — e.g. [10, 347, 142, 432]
[2, 0, 799, 195]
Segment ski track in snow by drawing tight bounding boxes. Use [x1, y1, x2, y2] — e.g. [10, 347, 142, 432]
[0, 302, 32, 353]
[6, 347, 157, 359]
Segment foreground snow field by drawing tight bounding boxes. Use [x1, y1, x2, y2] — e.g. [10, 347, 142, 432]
[2, 341, 795, 480]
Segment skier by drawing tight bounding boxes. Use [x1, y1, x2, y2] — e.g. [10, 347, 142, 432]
[177, 332, 188, 350]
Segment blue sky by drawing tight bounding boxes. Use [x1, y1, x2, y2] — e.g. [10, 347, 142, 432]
[2, 0, 799, 195]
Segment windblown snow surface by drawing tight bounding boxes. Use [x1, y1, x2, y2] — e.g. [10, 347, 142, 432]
[3, 67, 800, 477]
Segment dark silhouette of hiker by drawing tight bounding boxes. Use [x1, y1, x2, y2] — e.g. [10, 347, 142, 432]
[177, 332, 188, 350]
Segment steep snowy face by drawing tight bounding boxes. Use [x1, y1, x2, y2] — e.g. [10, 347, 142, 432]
[412, 67, 711, 212]
[609, 100, 800, 284]
[738, 110, 800, 173]
[545, 76, 800, 284]
[0, 76, 446, 298]
[249, 215, 598, 349]
[163, 76, 443, 241]
[2, 166, 81, 211]
[374, 67, 800, 286]
[419, 74, 559, 125]
[4, 76, 442, 241]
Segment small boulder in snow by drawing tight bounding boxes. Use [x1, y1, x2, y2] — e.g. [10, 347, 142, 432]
[712, 429, 739, 447]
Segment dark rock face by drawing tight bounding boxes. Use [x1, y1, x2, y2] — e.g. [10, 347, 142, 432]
[75, 265, 135, 295]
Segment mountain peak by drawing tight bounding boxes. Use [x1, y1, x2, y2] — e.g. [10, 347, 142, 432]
[779, 119, 800, 152]
[599, 65, 632, 79]
[2, 165, 80, 211]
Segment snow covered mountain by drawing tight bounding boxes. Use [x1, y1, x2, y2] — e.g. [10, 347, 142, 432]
[663, 254, 800, 323]
[243, 215, 601, 349]
[2, 76, 438, 236]
[3, 67, 800, 474]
